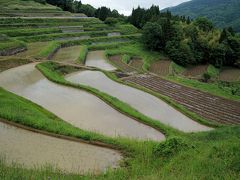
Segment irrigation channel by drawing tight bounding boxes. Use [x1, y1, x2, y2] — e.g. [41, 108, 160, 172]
[0, 63, 164, 141]
[67, 51, 212, 132]
[0, 121, 121, 174]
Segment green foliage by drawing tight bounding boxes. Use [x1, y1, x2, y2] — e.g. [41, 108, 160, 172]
[105, 17, 118, 26]
[153, 137, 189, 157]
[36, 41, 60, 59]
[202, 72, 211, 82]
[142, 22, 164, 50]
[193, 17, 214, 32]
[207, 65, 220, 78]
[78, 45, 88, 64]
[164, 0, 240, 32]
[122, 54, 131, 64]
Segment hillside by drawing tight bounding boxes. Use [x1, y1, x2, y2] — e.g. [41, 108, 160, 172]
[164, 0, 240, 32]
[0, 0, 72, 17]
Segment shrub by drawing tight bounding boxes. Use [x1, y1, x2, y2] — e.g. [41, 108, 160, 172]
[122, 54, 131, 64]
[153, 137, 189, 158]
[202, 72, 211, 82]
[105, 17, 118, 26]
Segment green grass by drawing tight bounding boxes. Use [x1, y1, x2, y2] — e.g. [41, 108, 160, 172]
[36, 41, 60, 59]
[0, 28, 62, 37]
[170, 62, 186, 75]
[105, 42, 166, 71]
[0, 39, 26, 52]
[78, 45, 88, 64]
[0, 87, 239, 180]
[207, 64, 220, 79]
[122, 54, 131, 64]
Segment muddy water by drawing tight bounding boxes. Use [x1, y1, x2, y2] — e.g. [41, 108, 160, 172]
[85, 51, 117, 71]
[0, 64, 164, 141]
[53, 46, 81, 63]
[66, 71, 212, 132]
[0, 122, 122, 174]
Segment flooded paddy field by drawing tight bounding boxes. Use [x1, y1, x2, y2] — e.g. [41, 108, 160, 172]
[85, 51, 117, 71]
[0, 121, 122, 174]
[66, 70, 212, 132]
[0, 63, 164, 141]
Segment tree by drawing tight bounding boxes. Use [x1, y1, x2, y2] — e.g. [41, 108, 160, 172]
[105, 17, 118, 26]
[166, 40, 195, 66]
[142, 22, 164, 50]
[194, 17, 214, 32]
[95, 7, 111, 21]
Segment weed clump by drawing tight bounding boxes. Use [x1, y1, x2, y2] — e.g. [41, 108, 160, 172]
[153, 137, 190, 157]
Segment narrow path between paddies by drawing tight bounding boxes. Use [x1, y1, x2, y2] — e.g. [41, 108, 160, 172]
[85, 51, 117, 71]
[52, 45, 82, 63]
[0, 121, 122, 174]
[66, 70, 212, 132]
[0, 63, 164, 141]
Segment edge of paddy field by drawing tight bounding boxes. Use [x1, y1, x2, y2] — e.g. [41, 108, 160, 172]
[36, 62, 179, 137]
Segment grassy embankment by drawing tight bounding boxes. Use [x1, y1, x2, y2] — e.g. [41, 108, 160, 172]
[0, 84, 239, 179]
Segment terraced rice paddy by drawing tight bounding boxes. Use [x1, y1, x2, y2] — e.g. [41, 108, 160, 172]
[66, 70, 211, 132]
[183, 65, 208, 78]
[85, 51, 117, 71]
[52, 45, 81, 63]
[109, 55, 136, 73]
[0, 63, 164, 141]
[0, 121, 122, 174]
[149, 60, 171, 76]
[219, 67, 240, 82]
[124, 74, 240, 125]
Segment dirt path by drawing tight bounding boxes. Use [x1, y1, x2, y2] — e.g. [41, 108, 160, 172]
[124, 74, 240, 125]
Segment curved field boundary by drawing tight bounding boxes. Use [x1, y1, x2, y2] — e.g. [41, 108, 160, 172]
[124, 74, 240, 125]
[0, 118, 119, 150]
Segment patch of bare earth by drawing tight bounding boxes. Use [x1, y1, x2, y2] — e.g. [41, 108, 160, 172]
[149, 60, 171, 76]
[109, 55, 135, 73]
[129, 57, 143, 71]
[219, 67, 240, 82]
[183, 65, 208, 78]
[124, 74, 240, 125]
[0, 58, 32, 72]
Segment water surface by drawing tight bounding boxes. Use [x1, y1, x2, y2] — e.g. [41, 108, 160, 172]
[66, 70, 212, 132]
[0, 122, 122, 174]
[0, 64, 164, 141]
[85, 51, 117, 71]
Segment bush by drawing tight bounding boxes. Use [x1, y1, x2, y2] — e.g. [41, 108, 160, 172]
[202, 72, 211, 82]
[142, 22, 164, 50]
[105, 17, 118, 26]
[122, 54, 131, 64]
[153, 137, 189, 158]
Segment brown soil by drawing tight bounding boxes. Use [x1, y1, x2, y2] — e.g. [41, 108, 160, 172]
[124, 74, 240, 125]
[149, 60, 171, 76]
[109, 55, 136, 73]
[129, 57, 144, 72]
[183, 65, 208, 78]
[219, 67, 240, 82]
[0, 58, 32, 72]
